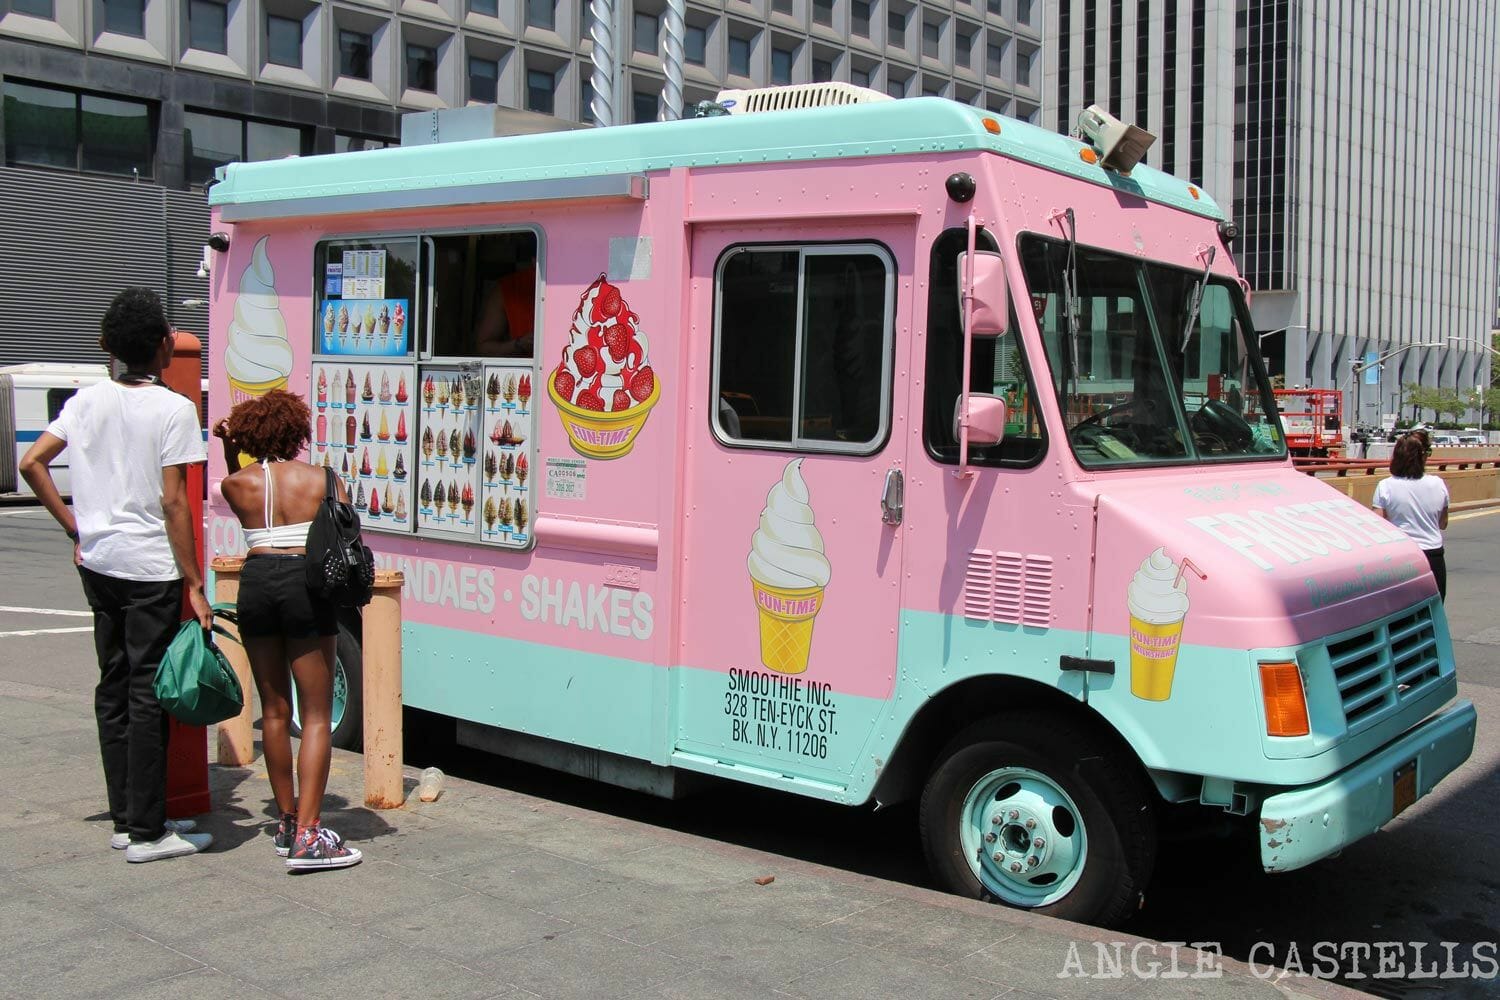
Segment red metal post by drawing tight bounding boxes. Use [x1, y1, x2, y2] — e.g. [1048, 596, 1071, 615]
[161, 331, 212, 818]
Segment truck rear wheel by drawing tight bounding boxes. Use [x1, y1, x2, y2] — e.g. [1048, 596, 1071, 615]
[919, 712, 1156, 927]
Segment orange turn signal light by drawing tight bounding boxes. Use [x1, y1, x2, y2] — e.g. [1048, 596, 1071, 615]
[1079, 147, 1099, 164]
[982, 118, 1001, 135]
[1260, 661, 1310, 737]
[1187, 185, 1201, 200]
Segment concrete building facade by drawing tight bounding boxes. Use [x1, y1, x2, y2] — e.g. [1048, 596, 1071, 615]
[0, 0, 1042, 368]
[1043, 0, 1500, 427]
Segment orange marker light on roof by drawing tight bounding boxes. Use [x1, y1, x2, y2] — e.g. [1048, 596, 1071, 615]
[982, 118, 1001, 135]
[1260, 661, 1310, 737]
[1188, 185, 1201, 200]
[1079, 147, 1099, 165]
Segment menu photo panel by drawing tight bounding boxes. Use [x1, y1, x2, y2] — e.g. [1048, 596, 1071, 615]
[311, 360, 416, 532]
[416, 367, 483, 540]
[478, 363, 537, 548]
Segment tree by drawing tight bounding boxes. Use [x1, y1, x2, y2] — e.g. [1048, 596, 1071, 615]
[1404, 382, 1446, 423]
[1436, 388, 1468, 425]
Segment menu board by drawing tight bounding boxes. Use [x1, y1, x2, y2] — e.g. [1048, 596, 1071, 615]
[316, 298, 410, 358]
[415, 368, 482, 539]
[478, 363, 536, 548]
[310, 360, 416, 532]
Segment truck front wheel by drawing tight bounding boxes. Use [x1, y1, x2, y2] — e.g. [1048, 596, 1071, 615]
[919, 712, 1156, 927]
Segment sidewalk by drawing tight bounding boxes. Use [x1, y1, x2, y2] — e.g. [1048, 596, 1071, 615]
[0, 676, 1364, 1000]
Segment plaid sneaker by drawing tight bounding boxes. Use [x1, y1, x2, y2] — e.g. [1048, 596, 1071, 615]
[273, 812, 297, 857]
[286, 825, 362, 871]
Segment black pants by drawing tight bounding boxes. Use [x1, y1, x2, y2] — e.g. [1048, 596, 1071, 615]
[1425, 548, 1447, 602]
[78, 567, 183, 843]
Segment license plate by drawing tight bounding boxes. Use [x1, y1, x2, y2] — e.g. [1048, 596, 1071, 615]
[1393, 760, 1418, 817]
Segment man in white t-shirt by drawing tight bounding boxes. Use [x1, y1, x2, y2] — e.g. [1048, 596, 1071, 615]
[20, 287, 215, 864]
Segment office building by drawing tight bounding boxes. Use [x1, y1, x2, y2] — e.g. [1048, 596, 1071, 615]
[1043, 0, 1500, 426]
[0, 0, 1042, 368]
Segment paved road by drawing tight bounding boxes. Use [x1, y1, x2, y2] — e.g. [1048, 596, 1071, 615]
[2, 504, 1496, 997]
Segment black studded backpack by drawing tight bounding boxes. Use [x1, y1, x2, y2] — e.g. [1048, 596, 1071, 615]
[304, 468, 375, 608]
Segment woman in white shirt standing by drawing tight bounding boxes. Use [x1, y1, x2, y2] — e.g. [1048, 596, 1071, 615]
[1373, 433, 1451, 600]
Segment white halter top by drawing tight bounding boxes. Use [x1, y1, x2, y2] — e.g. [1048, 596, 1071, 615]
[242, 459, 314, 549]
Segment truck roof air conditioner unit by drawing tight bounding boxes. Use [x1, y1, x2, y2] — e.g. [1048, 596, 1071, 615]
[712, 82, 893, 115]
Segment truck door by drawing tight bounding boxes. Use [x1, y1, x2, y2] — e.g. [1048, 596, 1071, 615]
[672, 223, 912, 795]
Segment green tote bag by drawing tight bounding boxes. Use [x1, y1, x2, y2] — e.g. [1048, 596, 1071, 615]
[154, 616, 244, 726]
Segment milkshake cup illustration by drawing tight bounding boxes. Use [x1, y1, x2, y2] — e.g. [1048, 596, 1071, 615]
[747, 459, 832, 675]
[225, 236, 293, 403]
[1126, 548, 1201, 701]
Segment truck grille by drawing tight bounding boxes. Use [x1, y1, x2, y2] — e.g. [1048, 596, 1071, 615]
[1325, 604, 1442, 729]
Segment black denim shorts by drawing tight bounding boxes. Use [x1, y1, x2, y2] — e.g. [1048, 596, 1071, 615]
[237, 554, 339, 639]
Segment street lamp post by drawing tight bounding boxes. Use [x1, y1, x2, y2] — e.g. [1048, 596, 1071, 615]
[1345, 341, 1445, 429]
[1448, 335, 1498, 429]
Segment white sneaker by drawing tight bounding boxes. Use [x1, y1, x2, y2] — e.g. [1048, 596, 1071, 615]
[124, 830, 213, 863]
[111, 818, 198, 850]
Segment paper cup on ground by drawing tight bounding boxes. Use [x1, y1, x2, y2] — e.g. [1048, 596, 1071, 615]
[752, 580, 825, 675]
[548, 376, 660, 459]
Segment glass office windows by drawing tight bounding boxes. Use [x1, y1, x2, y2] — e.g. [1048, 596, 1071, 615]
[103, 0, 144, 35]
[407, 42, 437, 92]
[339, 29, 373, 80]
[469, 56, 498, 103]
[266, 14, 302, 67]
[771, 44, 793, 83]
[685, 23, 706, 65]
[188, 0, 228, 53]
[526, 68, 555, 113]
[728, 34, 751, 76]
[634, 11, 657, 52]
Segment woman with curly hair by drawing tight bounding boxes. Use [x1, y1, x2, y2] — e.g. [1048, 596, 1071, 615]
[1373, 432, 1450, 601]
[214, 389, 362, 870]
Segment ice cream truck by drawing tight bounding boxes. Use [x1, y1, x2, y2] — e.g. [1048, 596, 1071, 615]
[203, 86, 1475, 927]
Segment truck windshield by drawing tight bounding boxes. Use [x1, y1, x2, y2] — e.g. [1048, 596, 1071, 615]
[1020, 234, 1285, 468]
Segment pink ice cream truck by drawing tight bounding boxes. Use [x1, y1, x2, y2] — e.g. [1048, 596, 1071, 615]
[204, 86, 1475, 926]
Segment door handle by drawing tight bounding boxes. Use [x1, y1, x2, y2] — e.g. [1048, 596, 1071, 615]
[880, 467, 904, 525]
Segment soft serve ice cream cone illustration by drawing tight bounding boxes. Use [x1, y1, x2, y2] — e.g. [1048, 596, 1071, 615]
[747, 459, 832, 675]
[225, 236, 293, 403]
[1127, 548, 1203, 701]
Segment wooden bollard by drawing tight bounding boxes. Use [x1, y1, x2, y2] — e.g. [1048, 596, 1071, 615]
[363, 570, 404, 809]
[210, 556, 256, 766]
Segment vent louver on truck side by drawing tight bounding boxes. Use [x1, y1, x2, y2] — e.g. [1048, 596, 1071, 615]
[964, 549, 1053, 628]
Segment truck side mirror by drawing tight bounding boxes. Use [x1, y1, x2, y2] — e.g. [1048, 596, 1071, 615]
[958, 250, 1009, 338]
[954, 393, 1007, 448]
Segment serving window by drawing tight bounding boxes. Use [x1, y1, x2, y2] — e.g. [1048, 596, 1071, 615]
[310, 230, 539, 549]
[426, 230, 539, 361]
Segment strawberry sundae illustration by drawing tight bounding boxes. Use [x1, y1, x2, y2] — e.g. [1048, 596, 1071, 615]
[548, 274, 661, 459]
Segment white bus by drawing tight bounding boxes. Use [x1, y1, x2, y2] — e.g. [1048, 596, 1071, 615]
[1, 363, 208, 497]
[0, 364, 109, 497]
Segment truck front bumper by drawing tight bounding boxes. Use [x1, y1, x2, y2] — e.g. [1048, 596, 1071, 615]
[1259, 700, 1477, 872]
